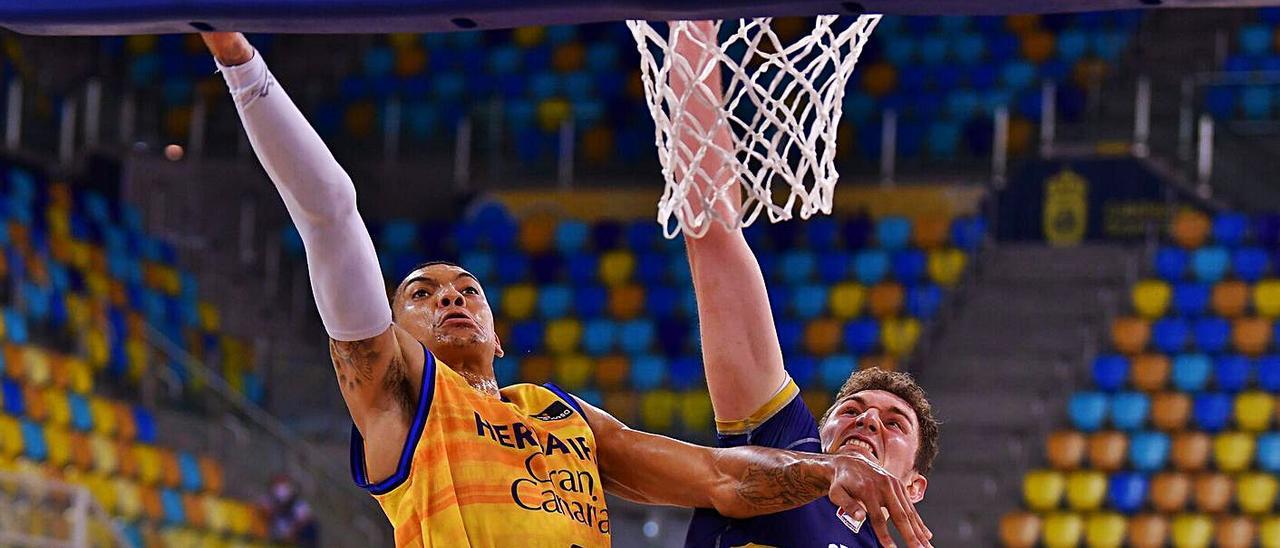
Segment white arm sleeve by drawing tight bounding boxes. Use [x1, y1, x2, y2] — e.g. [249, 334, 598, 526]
[217, 51, 392, 342]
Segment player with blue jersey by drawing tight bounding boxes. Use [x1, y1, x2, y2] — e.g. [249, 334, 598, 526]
[669, 22, 940, 548]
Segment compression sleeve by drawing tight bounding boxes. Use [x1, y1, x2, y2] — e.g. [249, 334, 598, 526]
[217, 50, 392, 341]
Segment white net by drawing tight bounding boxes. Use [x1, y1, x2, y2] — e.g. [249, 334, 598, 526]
[627, 16, 881, 238]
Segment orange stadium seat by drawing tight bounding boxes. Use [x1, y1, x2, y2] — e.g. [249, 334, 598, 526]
[867, 282, 905, 318]
[602, 391, 638, 426]
[828, 282, 866, 319]
[1127, 513, 1170, 548]
[1253, 279, 1280, 317]
[607, 284, 645, 319]
[801, 390, 832, 416]
[198, 456, 224, 495]
[1085, 512, 1126, 548]
[183, 493, 207, 529]
[1132, 280, 1172, 318]
[593, 355, 628, 389]
[114, 402, 137, 441]
[999, 511, 1040, 548]
[803, 318, 843, 356]
[1087, 431, 1128, 471]
[22, 385, 47, 422]
[553, 355, 591, 391]
[68, 432, 92, 471]
[1046, 430, 1086, 470]
[1150, 472, 1192, 512]
[1215, 515, 1255, 548]
[1066, 470, 1107, 511]
[1172, 432, 1211, 471]
[1111, 317, 1151, 354]
[598, 250, 635, 287]
[1171, 209, 1211, 249]
[1261, 516, 1280, 548]
[926, 248, 967, 287]
[519, 355, 553, 384]
[1237, 472, 1279, 514]
[160, 449, 182, 489]
[1131, 355, 1171, 391]
[1211, 281, 1249, 318]
[1232, 317, 1272, 355]
[116, 441, 138, 479]
[139, 485, 164, 522]
[1042, 512, 1084, 548]
[1023, 469, 1065, 511]
[1192, 472, 1233, 513]
[1213, 432, 1255, 473]
[1153, 392, 1191, 431]
[1235, 391, 1275, 431]
[911, 215, 950, 249]
[1171, 513, 1213, 548]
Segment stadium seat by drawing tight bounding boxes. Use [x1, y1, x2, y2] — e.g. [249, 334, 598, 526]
[880, 317, 920, 357]
[926, 248, 967, 287]
[999, 511, 1040, 548]
[1172, 353, 1212, 392]
[876, 216, 911, 250]
[803, 319, 842, 356]
[1128, 431, 1170, 471]
[1264, 517, 1280, 548]
[537, 285, 573, 319]
[545, 318, 582, 354]
[1150, 472, 1192, 512]
[853, 250, 889, 286]
[553, 355, 591, 391]
[1259, 432, 1280, 473]
[1066, 470, 1107, 511]
[1132, 279, 1171, 318]
[89, 435, 117, 474]
[1087, 431, 1128, 471]
[1235, 391, 1274, 431]
[1111, 317, 1151, 354]
[1232, 247, 1269, 282]
[1042, 512, 1084, 548]
[1069, 392, 1109, 432]
[1211, 281, 1248, 317]
[608, 284, 645, 319]
[1110, 391, 1149, 431]
[792, 285, 829, 319]
[1152, 391, 1191, 431]
[502, 284, 538, 320]
[1131, 354, 1170, 391]
[1212, 212, 1249, 246]
[1261, 355, 1280, 391]
[1213, 431, 1255, 473]
[1047, 430, 1087, 470]
[639, 390, 677, 432]
[1193, 317, 1230, 353]
[1155, 247, 1188, 281]
[906, 284, 942, 319]
[1084, 512, 1126, 548]
[1171, 432, 1212, 472]
[1192, 472, 1233, 514]
[1170, 209, 1211, 249]
[1255, 279, 1280, 317]
[1127, 513, 1169, 548]
[1024, 469, 1066, 511]
[1214, 354, 1252, 392]
[1107, 471, 1147, 514]
[1173, 282, 1211, 316]
[19, 420, 46, 461]
[1191, 246, 1230, 282]
[1092, 355, 1129, 391]
[829, 282, 867, 319]
[0, 415, 20, 458]
[1193, 392, 1233, 432]
[1237, 471, 1278, 514]
[1214, 515, 1254, 548]
[868, 282, 905, 318]
[1232, 318, 1271, 355]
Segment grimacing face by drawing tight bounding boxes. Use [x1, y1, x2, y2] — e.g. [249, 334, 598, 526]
[819, 389, 928, 503]
[394, 264, 503, 361]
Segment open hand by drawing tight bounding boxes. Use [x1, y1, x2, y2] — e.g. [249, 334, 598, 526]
[828, 454, 933, 548]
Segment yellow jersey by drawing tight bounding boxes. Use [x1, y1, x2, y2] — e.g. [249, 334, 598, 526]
[350, 348, 611, 547]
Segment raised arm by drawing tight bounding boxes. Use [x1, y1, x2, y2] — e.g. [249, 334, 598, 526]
[577, 400, 932, 547]
[671, 22, 786, 421]
[203, 33, 424, 483]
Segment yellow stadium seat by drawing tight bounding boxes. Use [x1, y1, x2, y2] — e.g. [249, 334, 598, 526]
[1214, 515, 1254, 548]
[134, 444, 162, 486]
[1261, 516, 1280, 548]
[1235, 391, 1274, 431]
[203, 494, 227, 533]
[89, 435, 117, 474]
[640, 390, 677, 432]
[1023, 469, 1065, 511]
[44, 388, 71, 428]
[879, 317, 920, 358]
[1171, 513, 1213, 548]
[88, 397, 115, 437]
[44, 426, 70, 468]
[1132, 279, 1172, 318]
[1170, 209, 1211, 249]
[501, 284, 538, 320]
[1085, 512, 1127, 548]
[828, 282, 866, 319]
[124, 338, 148, 381]
[1132, 355, 1171, 392]
[1211, 281, 1249, 318]
[911, 215, 950, 249]
[1042, 512, 1084, 548]
[607, 284, 645, 320]
[23, 347, 51, 387]
[803, 319, 843, 356]
[1151, 472, 1192, 512]
[801, 390, 831, 417]
[598, 250, 635, 287]
[1233, 317, 1272, 356]
[999, 511, 1040, 548]
[545, 319, 582, 354]
[114, 478, 141, 519]
[1213, 432, 1255, 473]
[1152, 392, 1191, 431]
[229, 501, 252, 535]
[83, 328, 108, 369]
[927, 248, 967, 287]
[680, 391, 713, 431]
[1172, 432, 1211, 471]
[513, 25, 545, 47]
[1128, 513, 1169, 548]
[867, 282, 905, 318]
[1111, 317, 1151, 354]
[66, 358, 91, 394]
[553, 355, 591, 392]
[0, 415, 22, 458]
[594, 356, 628, 390]
[519, 355, 553, 384]
[1066, 470, 1107, 511]
[1253, 279, 1280, 318]
[537, 99, 572, 133]
[1237, 472, 1279, 514]
[1193, 473, 1232, 513]
[1046, 430, 1086, 470]
[1087, 431, 1128, 472]
[197, 301, 221, 331]
[87, 473, 116, 515]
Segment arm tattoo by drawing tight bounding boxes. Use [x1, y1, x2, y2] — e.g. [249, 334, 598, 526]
[734, 461, 829, 513]
[329, 338, 416, 418]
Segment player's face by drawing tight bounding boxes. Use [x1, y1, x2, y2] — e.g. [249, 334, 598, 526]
[819, 390, 921, 483]
[396, 264, 503, 360]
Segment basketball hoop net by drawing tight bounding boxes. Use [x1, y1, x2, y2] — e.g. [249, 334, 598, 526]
[627, 16, 881, 238]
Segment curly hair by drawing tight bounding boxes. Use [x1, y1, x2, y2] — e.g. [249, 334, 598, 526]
[821, 368, 940, 476]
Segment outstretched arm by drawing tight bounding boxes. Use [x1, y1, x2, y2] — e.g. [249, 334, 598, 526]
[203, 33, 424, 483]
[671, 22, 786, 422]
[578, 400, 932, 547]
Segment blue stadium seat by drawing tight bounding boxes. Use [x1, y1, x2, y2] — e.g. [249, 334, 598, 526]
[844, 319, 881, 354]
[1172, 353, 1213, 392]
[1193, 317, 1230, 353]
[820, 355, 858, 392]
[1232, 247, 1269, 282]
[1213, 213, 1249, 246]
[379, 219, 418, 252]
[1107, 471, 1148, 514]
[668, 356, 702, 390]
[1128, 431, 1170, 472]
[1191, 247, 1230, 282]
[656, 318, 689, 357]
[67, 394, 92, 432]
[1057, 30, 1088, 62]
[853, 250, 889, 285]
[1258, 432, 1280, 473]
[537, 285, 572, 319]
[1171, 282, 1210, 316]
[817, 251, 850, 284]
[618, 320, 656, 355]
[1000, 60, 1036, 88]
[876, 217, 911, 250]
[1111, 391, 1150, 431]
[1242, 86, 1274, 119]
[780, 250, 817, 285]
[1239, 24, 1273, 56]
[1092, 355, 1130, 392]
[1214, 355, 1252, 392]
[178, 452, 202, 492]
[581, 319, 617, 356]
[777, 320, 804, 354]
[1257, 214, 1280, 248]
[494, 252, 530, 285]
[919, 35, 948, 65]
[768, 285, 791, 317]
[1205, 86, 1236, 119]
[19, 420, 46, 461]
[793, 285, 828, 320]
[806, 218, 840, 250]
[926, 121, 961, 159]
[629, 355, 666, 390]
[1068, 392, 1109, 432]
[1258, 355, 1280, 392]
[1093, 30, 1129, 62]
[554, 220, 589, 253]
[511, 321, 544, 354]
[906, 284, 942, 319]
[1192, 392, 1233, 432]
[1, 379, 23, 415]
[645, 286, 678, 318]
[625, 220, 660, 252]
[951, 217, 986, 252]
[1153, 318, 1191, 353]
[161, 489, 185, 525]
[573, 285, 606, 317]
[634, 252, 667, 286]
[891, 250, 927, 282]
[1156, 247, 1188, 281]
[784, 354, 817, 387]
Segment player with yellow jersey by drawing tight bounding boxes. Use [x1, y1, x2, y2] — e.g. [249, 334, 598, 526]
[202, 31, 911, 547]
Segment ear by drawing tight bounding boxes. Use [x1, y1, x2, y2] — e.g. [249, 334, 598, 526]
[905, 473, 928, 504]
[493, 331, 505, 359]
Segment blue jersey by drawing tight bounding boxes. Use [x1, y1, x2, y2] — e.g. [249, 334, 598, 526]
[684, 379, 880, 548]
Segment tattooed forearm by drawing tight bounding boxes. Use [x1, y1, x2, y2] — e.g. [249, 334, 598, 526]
[733, 459, 830, 513]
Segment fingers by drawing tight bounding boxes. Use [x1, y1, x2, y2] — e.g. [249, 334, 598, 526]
[868, 503, 897, 548]
[890, 479, 931, 546]
[883, 481, 930, 548]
